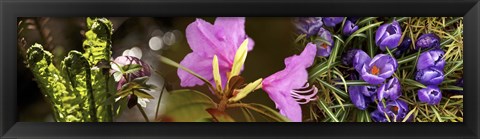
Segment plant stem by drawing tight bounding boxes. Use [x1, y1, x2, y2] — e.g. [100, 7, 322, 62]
[155, 82, 166, 120]
[137, 104, 150, 122]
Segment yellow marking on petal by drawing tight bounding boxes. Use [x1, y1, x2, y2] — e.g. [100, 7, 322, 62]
[228, 78, 262, 102]
[229, 39, 249, 80]
[212, 55, 223, 93]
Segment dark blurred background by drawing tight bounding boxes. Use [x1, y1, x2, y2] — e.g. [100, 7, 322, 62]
[17, 17, 299, 122]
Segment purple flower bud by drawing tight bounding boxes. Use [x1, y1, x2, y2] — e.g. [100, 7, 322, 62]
[375, 99, 411, 122]
[375, 21, 402, 51]
[322, 17, 344, 27]
[343, 20, 359, 36]
[352, 50, 370, 72]
[342, 49, 360, 66]
[315, 28, 334, 57]
[417, 49, 445, 71]
[377, 77, 401, 101]
[348, 85, 376, 110]
[418, 86, 442, 105]
[112, 56, 152, 90]
[415, 33, 440, 50]
[348, 86, 370, 110]
[415, 67, 444, 86]
[371, 109, 389, 122]
[360, 54, 398, 85]
[393, 37, 412, 57]
[294, 17, 323, 37]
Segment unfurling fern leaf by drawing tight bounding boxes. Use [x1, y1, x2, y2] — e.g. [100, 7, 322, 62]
[25, 17, 115, 122]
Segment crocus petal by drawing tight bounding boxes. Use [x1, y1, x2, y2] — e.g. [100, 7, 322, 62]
[377, 77, 401, 101]
[379, 34, 402, 50]
[349, 86, 368, 110]
[415, 68, 444, 86]
[417, 49, 445, 71]
[353, 50, 371, 72]
[375, 24, 388, 45]
[418, 86, 442, 105]
[323, 17, 344, 27]
[361, 64, 386, 85]
[262, 43, 317, 122]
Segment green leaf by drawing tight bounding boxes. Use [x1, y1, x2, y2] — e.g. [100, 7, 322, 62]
[444, 60, 463, 77]
[122, 64, 142, 74]
[159, 89, 217, 122]
[366, 21, 375, 57]
[228, 78, 262, 102]
[133, 89, 154, 99]
[233, 103, 291, 122]
[308, 61, 340, 80]
[334, 80, 369, 86]
[344, 21, 383, 47]
[206, 108, 235, 122]
[317, 79, 348, 99]
[317, 99, 339, 122]
[357, 17, 378, 26]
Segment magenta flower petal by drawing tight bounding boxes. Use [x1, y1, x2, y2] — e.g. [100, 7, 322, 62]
[178, 17, 254, 89]
[177, 53, 216, 87]
[262, 43, 317, 122]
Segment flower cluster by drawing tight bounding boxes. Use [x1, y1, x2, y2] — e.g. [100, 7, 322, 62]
[415, 48, 445, 105]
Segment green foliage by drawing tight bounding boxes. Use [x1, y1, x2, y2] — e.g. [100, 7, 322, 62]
[26, 17, 115, 122]
[159, 89, 217, 122]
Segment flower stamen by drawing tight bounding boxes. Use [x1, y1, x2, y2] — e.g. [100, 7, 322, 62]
[291, 83, 318, 104]
[371, 65, 380, 75]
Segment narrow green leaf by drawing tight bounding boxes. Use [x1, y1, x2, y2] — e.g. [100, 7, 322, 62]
[206, 108, 235, 122]
[334, 80, 369, 86]
[317, 99, 339, 122]
[444, 61, 463, 77]
[344, 22, 383, 47]
[317, 79, 348, 99]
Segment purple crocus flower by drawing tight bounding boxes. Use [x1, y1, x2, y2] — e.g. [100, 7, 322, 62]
[375, 20, 402, 51]
[262, 43, 317, 122]
[322, 17, 344, 27]
[294, 17, 323, 37]
[177, 17, 254, 89]
[343, 20, 359, 36]
[417, 49, 445, 71]
[375, 99, 411, 122]
[111, 56, 152, 90]
[360, 54, 398, 85]
[394, 37, 412, 57]
[377, 77, 401, 101]
[341, 49, 360, 66]
[415, 67, 444, 86]
[352, 50, 370, 72]
[316, 27, 334, 57]
[348, 85, 377, 110]
[415, 33, 440, 50]
[418, 86, 442, 105]
[371, 109, 389, 122]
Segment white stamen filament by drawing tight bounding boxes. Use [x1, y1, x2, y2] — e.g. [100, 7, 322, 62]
[291, 83, 319, 104]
